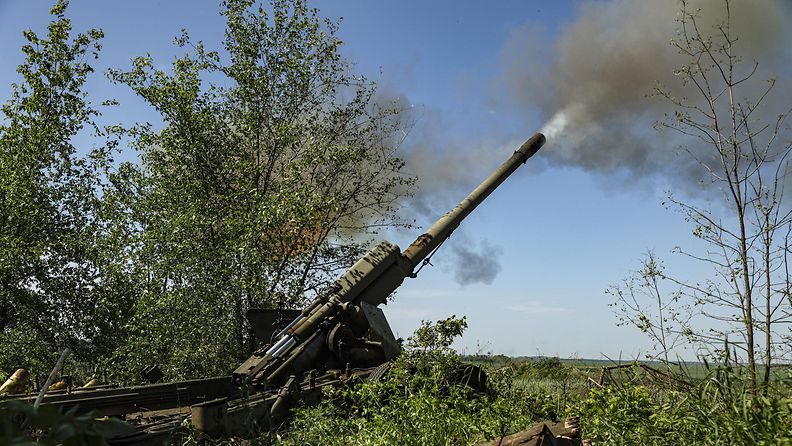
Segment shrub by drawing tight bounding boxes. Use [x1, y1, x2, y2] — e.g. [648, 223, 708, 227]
[269, 317, 552, 446]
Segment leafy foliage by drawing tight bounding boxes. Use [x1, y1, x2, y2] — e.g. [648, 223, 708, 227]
[0, 0, 134, 378]
[103, 0, 414, 380]
[0, 0, 413, 383]
[517, 357, 571, 381]
[0, 400, 135, 446]
[269, 343, 791, 446]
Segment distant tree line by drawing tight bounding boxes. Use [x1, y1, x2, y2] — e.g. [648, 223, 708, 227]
[0, 0, 414, 383]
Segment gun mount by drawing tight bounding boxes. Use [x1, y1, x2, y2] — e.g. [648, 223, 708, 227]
[4, 133, 546, 444]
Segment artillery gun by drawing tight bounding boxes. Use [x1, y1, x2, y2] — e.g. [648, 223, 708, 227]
[234, 132, 546, 390]
[3, 133, 546, 444]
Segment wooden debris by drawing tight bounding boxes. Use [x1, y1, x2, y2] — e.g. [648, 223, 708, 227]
[476, 423, 558, 446]
[476, 417, 587, 446]
[34, 348, 70, 409]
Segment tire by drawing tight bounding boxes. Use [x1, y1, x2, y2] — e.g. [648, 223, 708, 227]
[367, 361, 393, 382]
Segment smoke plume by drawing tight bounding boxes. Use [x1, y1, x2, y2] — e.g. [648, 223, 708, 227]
[451, 240, 504, 286]
[393, 0, 792, 285]
[370, 90, 514, 287]
[374, 1, 792, 287]
[397, 122, 512, 286]
[497, 0, 792, 188]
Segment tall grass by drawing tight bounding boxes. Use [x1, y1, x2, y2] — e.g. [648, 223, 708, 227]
[575, 363, 792, 445]
[266, 358, 792, 446]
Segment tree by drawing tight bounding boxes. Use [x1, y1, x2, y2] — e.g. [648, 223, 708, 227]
[614, 0, 792, 394]
[0, 1, 134, 377]
[108, 0, 414, 379]
[608, 252, 693, 368]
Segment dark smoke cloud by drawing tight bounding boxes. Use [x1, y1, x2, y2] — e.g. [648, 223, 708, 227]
[400, 115, 526, 214]
[495, 0, 792, 189]
[372, 86, 533, 214]
[450, 239, 504, 286]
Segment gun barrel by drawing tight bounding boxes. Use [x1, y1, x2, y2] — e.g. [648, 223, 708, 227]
[402, 132, 545, 267]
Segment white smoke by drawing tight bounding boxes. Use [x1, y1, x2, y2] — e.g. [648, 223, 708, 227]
[540, 110, 569, 141]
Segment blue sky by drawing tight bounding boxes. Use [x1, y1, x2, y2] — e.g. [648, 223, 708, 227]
[3, 0, 785, 360]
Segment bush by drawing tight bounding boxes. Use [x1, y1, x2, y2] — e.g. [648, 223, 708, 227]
[268, 317, 553, 446]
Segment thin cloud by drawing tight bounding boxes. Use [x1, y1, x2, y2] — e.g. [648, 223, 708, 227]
[505, 301, 570, 315]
